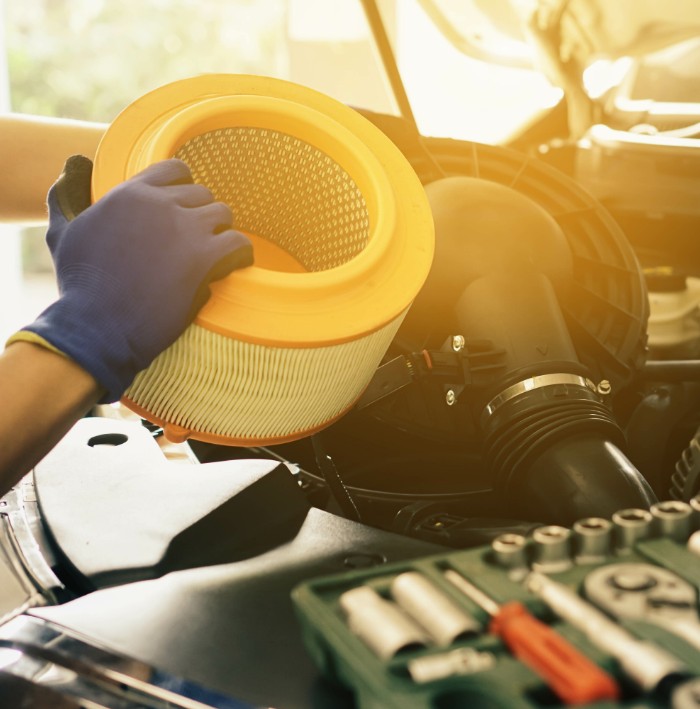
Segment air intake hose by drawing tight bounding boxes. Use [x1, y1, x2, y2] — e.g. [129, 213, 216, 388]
[406, 176, 656, 524]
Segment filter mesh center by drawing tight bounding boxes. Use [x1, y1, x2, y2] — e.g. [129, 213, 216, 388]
[176, 127, 370, 272]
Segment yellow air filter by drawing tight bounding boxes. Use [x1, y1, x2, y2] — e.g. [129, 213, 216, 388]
[92, 75, 434, 446]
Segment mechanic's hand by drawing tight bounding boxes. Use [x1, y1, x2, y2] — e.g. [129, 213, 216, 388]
[11, 156, 253, 402]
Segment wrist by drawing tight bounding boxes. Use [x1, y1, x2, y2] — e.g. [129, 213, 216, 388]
[2, 340, 103, 406]
[16, 293, 136, 403]
[0, 341, 102, 492]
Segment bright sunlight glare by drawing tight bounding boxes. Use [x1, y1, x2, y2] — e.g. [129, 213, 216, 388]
[396, 2, 562, 144]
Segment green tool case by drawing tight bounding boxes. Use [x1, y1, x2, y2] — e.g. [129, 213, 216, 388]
[292, 508, 700, 709]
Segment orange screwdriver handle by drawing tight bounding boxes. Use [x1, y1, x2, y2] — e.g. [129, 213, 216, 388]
[490, 601, 619, 705]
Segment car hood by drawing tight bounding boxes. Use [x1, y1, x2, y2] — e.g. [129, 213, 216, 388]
[525, 0, 700, 62]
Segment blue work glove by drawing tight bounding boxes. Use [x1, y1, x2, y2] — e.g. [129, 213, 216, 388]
[10, 156, 252, 403]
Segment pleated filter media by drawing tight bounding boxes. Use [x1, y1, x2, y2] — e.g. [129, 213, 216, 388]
[91, 75, 434, 445]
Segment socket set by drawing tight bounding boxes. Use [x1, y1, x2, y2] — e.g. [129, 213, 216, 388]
[292, 499, 700, 708]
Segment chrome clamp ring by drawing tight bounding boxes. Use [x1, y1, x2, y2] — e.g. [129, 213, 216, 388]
[482, 373, 597, 420]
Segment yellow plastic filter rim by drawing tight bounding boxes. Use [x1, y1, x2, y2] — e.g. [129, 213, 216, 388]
[92, 74, 435, 348]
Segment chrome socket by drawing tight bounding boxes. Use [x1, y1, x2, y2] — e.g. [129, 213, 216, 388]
[651, 500, 694, 543]
[612, 508, 653, 553]
[689, 530, 700, 558]
[530, 525, 573, 573]
[690, 496, 700, 530]
[408, 647, 495, 683]
[391, 572, 482, 646]
[339, 586, 428, 660]
[490, 533, 528, 572]
[572, 517, 613, 564]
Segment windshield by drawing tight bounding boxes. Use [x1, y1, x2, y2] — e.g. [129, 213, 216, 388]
[3, 0, 561, 144]
[375, 0, 561, 143]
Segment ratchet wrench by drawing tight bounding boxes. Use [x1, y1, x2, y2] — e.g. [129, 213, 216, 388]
[583, 563, 700, 653]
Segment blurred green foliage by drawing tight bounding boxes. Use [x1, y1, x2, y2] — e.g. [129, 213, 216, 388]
[3, 0, 287, 273]
[4, 0, 287, 122]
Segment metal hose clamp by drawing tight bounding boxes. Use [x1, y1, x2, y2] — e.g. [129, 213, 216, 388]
[482, 373, 597, 420]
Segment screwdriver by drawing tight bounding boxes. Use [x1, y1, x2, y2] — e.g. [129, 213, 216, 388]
[526, 571, 687, 693]
[444, 569, 619, 705]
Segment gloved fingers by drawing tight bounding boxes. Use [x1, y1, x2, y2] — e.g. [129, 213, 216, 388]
[134, 158, 194, 186]
[50, 154, 94, 221]
[202, 230, 254, 282]
[46, 155, 94, 254]
[194, 201, 235, 234]
[46, 187, 69, 248]
[165, 183, 217, 208]
[187, 285, 214, 322]
[186, 235, 254, 321]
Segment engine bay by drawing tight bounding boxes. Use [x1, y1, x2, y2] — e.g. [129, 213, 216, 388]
[187, 106, 700, 547]
[2, 1, 700, 706]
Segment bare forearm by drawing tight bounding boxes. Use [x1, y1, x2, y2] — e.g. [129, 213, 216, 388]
[0, 342, 103, 495]
[0, 114, 107, 223]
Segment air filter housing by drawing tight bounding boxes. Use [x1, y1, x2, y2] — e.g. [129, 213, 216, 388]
[92, 75, 434, 445]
